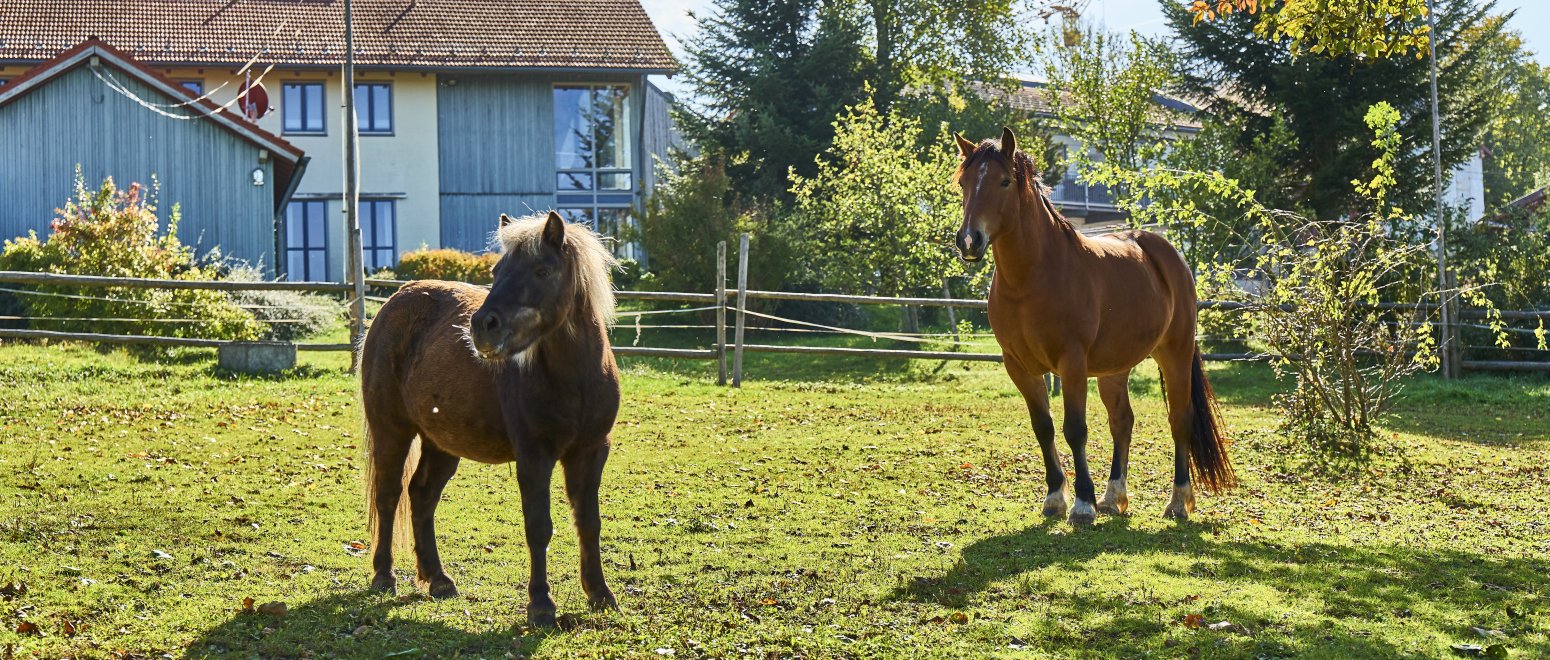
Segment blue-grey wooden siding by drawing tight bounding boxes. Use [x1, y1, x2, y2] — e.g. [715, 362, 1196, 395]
[0, 65, 278, 271]
[436, 74, 655, 252]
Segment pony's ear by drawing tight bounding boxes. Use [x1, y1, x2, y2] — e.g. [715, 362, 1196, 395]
[954, 133, 977, 160]
[542, 210, 566, 249]
[499, 213, 514, 228]
[1000, 126, 1017, 156]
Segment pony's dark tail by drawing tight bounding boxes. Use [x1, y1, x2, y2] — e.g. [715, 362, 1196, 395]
[364, 421, 419, 555]
[1189, 346, 1236, 493]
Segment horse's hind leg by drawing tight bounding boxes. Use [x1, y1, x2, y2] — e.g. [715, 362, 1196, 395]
[1097, 371, 1134, 515]
[367, 418, 416, 594]
[408, 443, 461, 599]
[1155, 343, 1196, 520]
[1004, 357, 1068, 518]
[563, 442, 617, 612]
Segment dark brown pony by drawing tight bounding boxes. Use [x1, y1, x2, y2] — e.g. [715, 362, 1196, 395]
[952, 128, 1234, 524]
[360, 211, 621, 626]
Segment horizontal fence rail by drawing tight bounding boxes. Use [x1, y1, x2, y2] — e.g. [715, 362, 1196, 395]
[2, 245, 1547, 379]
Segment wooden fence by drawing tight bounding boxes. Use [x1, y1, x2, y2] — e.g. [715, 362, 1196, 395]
[2, 236, 1547, 382]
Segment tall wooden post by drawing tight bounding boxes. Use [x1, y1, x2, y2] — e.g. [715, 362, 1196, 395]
[943, 278, 958, 343]
[343, 0, 366, 373]
[1427, 0, 1457, 379]
[716, 240, 728, 386]
[732, 234, 749, 387]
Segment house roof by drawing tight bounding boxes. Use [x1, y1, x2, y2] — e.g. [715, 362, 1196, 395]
[0, 0, 676, 73]
[0, 39, 307, 209]
[974, 77, 1204, 131]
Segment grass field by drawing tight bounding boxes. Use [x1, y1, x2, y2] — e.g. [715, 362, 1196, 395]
[0, 338, 1546, 658]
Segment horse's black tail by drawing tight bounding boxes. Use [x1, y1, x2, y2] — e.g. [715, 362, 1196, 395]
[1189, 347, 1236, 493]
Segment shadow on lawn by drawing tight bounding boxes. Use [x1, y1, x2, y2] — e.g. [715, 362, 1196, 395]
[183, 590, 605, 658]
[894, 519, 1548, 656]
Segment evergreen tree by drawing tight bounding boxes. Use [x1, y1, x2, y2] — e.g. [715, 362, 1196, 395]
[1164, 0, 1509, 220]
[679, 0, 870, 202]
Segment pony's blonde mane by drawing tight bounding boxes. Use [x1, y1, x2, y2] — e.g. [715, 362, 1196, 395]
[493, 214, 618, 328]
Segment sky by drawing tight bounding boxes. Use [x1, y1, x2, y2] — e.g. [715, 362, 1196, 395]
[640, 0, 1550, 99]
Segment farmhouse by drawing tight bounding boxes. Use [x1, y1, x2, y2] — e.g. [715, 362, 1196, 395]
[0, 0, 677, 280]
[0, 39, 307, 270]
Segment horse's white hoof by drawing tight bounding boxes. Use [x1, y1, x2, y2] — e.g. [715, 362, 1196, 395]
[1163, 483, 1194, 521]
[1041, 485, 1070, 518]
[1068, 499, 1097, 526]
[1097, 478, 1129, 515]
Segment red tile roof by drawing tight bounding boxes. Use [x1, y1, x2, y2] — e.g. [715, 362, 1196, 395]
[0, 0, 676, 72]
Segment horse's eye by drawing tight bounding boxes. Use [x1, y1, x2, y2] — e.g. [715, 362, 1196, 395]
[535, 266, 552, 279]
[1001, 178, 1012, 188]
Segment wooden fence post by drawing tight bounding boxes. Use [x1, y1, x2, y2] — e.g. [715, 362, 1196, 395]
[733, 234, 750, 387]
[716, 240, 728, 386]
[943, 278, 958, 343]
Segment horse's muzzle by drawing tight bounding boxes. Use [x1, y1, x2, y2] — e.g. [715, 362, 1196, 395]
[956, 228, 988, 262]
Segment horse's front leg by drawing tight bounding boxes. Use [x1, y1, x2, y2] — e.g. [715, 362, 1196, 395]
[1004, 357, 1068, 518]
[1059, 356, 1097, 525]
[563, 441, 616, 612]
[516, 448, 559, 627]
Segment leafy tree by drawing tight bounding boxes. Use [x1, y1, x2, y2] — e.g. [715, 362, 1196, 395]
[1480, 43, 1550, 206]
[1032, 24, 1183, 196]
[1186, 0, 1431, 59]
[856, 0, 1027, 116]
[788, 95, 964, 297]
[679, 0, 871, 201]
[1165, 0, 1509, 220]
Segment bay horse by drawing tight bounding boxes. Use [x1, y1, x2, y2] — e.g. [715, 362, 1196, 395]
[952, 128, 1234, 524]
[360, 211, 620, 627]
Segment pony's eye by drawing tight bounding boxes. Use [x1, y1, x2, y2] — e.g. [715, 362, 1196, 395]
[535, 266, 552, 278]
[1001, 178, 1012, 188]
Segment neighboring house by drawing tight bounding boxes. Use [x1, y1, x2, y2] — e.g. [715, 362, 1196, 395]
[0, 40, 307, 269]
[0, 0, 676, 280]
[983, 76, 1203, 230]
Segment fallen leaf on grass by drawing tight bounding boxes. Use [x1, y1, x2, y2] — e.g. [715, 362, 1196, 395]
[61, 619, 77, 637]
[239, 597, 256, 613]
[1471, 626, 1506, 639]
[151, 549, 173, 560]
[257, 601, 287, 617]
[15, 622, 38, 636]
[344, 542, 367, 557]
[949, 612, 969, 625]
[1451, 643, 1509, 657]
[1182, 613, 1204, 629]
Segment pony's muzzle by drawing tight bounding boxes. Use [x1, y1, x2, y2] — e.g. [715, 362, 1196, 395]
[470, 307, 542, 359]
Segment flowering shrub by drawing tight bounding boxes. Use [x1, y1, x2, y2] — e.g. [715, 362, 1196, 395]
[0, 173, 264, 341]
[394, 248, 500, 284]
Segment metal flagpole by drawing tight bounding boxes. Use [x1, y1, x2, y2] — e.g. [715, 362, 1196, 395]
[1427, 0, 1456, 379]
[343, 0, 367, 373]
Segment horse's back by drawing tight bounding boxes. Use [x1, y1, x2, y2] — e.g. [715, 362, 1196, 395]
[361, 281, 513, 464]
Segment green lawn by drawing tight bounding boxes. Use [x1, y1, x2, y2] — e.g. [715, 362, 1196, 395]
[0, 340, 1546, 658]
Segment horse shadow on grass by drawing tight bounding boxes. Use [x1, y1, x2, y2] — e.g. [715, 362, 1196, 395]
[893, 519, 1549, 657]
[183, 590, 609, 658]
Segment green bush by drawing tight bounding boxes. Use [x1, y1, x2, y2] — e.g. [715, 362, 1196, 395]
[221, 264, 341, 341]
[0, 174, 264, 341]
[637, 152, 791, 295]
[395, 248, 499, 284]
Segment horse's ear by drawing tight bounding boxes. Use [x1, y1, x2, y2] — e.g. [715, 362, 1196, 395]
[542, 210, 566, 249]
[1000, 126, 1017, 156]
[499, 213, 514, 228]
[954, 133, 976, 160]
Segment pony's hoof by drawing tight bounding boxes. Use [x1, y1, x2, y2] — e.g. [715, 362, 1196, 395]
[528, 608, 557, 628]
[1068, 500, 1097, 526]
[1163, 505, 1190, 522]
[588, 590, 619, 612]
[427, 576, 459, 600]
[369, 573, 396, 595]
